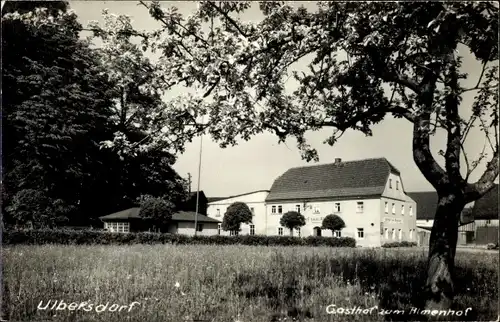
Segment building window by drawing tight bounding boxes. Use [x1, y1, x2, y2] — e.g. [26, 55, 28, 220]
[357, 228, 364, 239]
[356, 202, 364, 213]
[398, 229, 402, 240]
[196, 224, 204, 232]
[486, 220, 491, 224]
[334, 203, 341, 213]
[278, 227, 284, 236]
[392, 229, 396, 240]
[230, 230, 239, 236]
[385, 202, 388, 214]
[409, 206, 413, 216]
[401, 205, 405, 215]
[334, 230, 342, 238]
[384, 228, 389, 239]
[278, 205, 283, 214]
[295, 205, 301, 213]
[271, 206, 276, 214]
[106, 222, 130, 233]
[250, 207, 255, 216]
[249, 224, 255, 235]
[216, 209, 220, 217]
[409, 229, 413, 240]
[392, 203, 395, 215]
[396, 181, 399, 190]
[296, 227, 301, 237]
[217, 224, 221, 235]
[389, 179, 392, 188]
[313, 206, 320, 214]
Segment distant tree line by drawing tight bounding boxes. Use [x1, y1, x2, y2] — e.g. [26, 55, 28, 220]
[1, 1, 189, 228]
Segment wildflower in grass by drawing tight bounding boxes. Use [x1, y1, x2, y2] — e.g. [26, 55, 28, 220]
[174, 281, 185, 295]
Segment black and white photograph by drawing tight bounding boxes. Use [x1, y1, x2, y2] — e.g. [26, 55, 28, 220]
[1, 1, 499, 321]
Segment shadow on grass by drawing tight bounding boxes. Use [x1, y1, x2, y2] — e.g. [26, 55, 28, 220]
[233, 251, 497, 321]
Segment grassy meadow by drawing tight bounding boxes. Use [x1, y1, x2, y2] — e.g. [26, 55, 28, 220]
[2, 245, 498, 322]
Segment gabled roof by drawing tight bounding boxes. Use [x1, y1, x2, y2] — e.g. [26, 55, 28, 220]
[407, 191, 438, 220]
[99, 208, 142, 220]
[207, 197, 228, 203]
[188, 191, 207, 200]
[265, 158, 399, 202]
[99, 208, 220, 223]
[208, 190, 270, 204]
[171, 211, 220, 223]
[472, 184, 499, 220]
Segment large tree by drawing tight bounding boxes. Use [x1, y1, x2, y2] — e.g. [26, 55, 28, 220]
[1, 1, 189, 227]
[94, 1, 498, 310]
[2, 1, 115, 226]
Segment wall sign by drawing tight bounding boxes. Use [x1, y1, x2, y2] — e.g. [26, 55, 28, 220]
[384, 217, 403, 224]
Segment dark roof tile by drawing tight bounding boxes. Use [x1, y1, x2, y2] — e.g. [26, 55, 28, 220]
[99, 208, 220, 223]
[407, 192, 438, 220]
[266, 158, 398, 201]
[472, 184, 498, 220]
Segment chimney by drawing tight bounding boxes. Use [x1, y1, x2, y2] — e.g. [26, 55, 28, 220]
[334, 158, 342, 164]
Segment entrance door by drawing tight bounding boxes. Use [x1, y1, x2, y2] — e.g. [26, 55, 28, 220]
[313, 226, 322, 237]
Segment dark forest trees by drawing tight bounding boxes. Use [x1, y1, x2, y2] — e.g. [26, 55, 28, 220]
[1, 1, 188, 227]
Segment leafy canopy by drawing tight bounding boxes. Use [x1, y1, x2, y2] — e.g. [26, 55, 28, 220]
[1, 2, 189, 227]
[139, 195, 175, 227]
[280, 211, 306, 232]
[89, 1, 498, 203]
[322, 214, 346, 232]
[222, 202, 253, 232]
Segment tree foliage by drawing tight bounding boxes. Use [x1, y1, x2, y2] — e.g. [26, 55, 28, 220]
[280, 211, 306, 235]
[138, 195, 175, 229]
[1, 1, 189, 228]
[322, 214, 345, 233]
[221, 202, 253, 232]
[89, 1, 498, 309]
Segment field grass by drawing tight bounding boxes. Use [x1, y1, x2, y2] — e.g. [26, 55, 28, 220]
[2, 245, 498, 322]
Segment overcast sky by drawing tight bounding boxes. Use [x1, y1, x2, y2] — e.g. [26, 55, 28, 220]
[71, 1, 497, 198]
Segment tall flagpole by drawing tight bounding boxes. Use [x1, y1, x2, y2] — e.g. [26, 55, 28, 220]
[194, 117, 204, 236]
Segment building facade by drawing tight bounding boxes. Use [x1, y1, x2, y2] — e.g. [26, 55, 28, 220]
[408, 187, 498, 246]
[207, 158, 417, 247]
[100, 208, 220, 235]
[265, 158, 416, 247]
[206, 190, 270, 235]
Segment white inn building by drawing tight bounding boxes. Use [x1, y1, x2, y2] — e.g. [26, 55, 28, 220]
[207, 157, 417, 247]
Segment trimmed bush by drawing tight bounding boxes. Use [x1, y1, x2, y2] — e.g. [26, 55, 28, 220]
[2, 229, 356, 248]
[381, 241, 418, 248]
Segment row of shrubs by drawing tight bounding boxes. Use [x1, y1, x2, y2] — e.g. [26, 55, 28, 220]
[2, 229, 357, 247]
[381, 241, 418, 248]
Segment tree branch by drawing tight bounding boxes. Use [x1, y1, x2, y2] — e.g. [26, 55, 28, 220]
[460, 141, 471, 182]
[444, 54, 463, 182]
[206, 1, 248, 37]
[412, 64, 449, 190]
[464, 149, 499, 203]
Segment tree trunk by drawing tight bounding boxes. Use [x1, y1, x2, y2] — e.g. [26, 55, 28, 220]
[425, 193, 464, 311]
